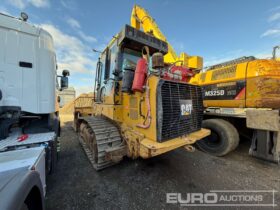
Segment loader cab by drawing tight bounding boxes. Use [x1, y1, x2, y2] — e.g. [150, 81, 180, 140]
[94, 24, 168, 104]
[94, 42, 120, 104]
[94, 44, 145, 104]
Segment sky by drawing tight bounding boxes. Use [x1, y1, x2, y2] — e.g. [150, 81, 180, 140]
[1, 0, 280, 96]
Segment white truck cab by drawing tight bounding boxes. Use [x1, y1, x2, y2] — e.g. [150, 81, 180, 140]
[0, 13, 57, 114]
[0, 12, 69, 210]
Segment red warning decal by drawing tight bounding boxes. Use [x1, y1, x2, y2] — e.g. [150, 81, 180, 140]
[234, 87, 246, 100]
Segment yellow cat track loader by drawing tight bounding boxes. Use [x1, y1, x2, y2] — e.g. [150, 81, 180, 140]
[191, 48, 280, 164]
[74, 24, 210, 170]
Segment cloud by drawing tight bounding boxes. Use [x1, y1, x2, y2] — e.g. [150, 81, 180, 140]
[7, 0, 50, 9]
[268, 12, 280, 22]
[7, 0, 25, 9]
[204, 49, 272, 69]
[261, 29, 280, 37]
[0, 6, 11, 15]
[261, 9, 280, 38]
[254, 52, 272, 59]
[66, 17, 80, 29]
[268, 6, 280, 13]
[66, 17, 97, 43]
[78, 31, 97, 43]
[60, 0, 77, 11]
[40, 23, 96, 75]
[75, 85, 94, 97]
[29, 0, 49, 8]
[204, 49, 244, 67]
[204, 57, 235, 68]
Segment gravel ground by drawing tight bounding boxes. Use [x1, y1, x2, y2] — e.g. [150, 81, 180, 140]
[45, 116, 280, 210]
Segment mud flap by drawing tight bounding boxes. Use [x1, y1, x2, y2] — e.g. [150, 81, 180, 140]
[249, 130, 280, 164]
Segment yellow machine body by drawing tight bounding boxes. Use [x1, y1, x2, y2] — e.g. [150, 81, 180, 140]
[93, 75, 209, 159]
[191, 58, 280, 109]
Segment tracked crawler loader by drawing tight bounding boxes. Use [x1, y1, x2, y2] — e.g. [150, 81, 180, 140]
[74, 25, 210, 170]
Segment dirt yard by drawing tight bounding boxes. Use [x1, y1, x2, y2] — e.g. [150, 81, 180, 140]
[45, 115, 280, 210]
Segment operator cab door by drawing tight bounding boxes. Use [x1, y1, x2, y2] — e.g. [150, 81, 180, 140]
[96, 42, 119, 105]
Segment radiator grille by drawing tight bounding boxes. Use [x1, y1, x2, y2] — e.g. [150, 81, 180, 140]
[157, 80, 203, 142]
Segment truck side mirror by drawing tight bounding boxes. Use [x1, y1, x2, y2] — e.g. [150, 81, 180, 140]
[62, 69, 70, 77]
[60, 77, 68, 89]
[60, 69, 70, 90]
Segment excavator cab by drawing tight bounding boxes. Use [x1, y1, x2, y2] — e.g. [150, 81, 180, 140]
[75, 25, 210, 170]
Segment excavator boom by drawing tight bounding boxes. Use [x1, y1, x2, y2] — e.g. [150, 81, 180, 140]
[131, 5, 203, 70]
[131, 5, 178, 64]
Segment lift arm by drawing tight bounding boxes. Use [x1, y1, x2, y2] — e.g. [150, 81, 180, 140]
[131, 5, 203, 70]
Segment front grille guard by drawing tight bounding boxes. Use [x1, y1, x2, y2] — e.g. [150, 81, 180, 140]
[156, 79, 204, 142]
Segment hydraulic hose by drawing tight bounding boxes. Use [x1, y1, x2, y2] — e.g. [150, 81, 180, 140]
[136, 82, 151, 129]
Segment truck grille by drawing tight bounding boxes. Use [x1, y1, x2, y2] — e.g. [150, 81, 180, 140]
[157, 80, 203, 142]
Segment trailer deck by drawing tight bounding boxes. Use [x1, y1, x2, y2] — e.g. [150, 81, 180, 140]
[0, 131, 55, 151]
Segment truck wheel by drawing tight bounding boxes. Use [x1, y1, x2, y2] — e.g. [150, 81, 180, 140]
[196, 119, 239, 156]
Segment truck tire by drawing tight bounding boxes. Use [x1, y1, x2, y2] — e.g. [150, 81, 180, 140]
[196, 119, 239, 156]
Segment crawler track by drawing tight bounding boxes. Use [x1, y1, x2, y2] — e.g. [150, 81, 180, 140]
[78, 116, 123, 170]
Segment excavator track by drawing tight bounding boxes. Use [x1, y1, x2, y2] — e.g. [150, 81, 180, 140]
[78, 116, 124, 170]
